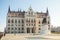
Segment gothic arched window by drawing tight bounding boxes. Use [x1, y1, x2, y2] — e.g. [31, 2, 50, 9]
[15, 20, 17, 23]
[31, 12, 33, 15]
[11, 19, 14, 23]
[18, 20, 20, 23]
[39, 21, 40, 24]
[8, 19, 10, 23]
[29, 12, 30, 14]
[42, 18, 46, 24]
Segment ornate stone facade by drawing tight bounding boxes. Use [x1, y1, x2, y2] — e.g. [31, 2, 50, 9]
[5, 6, 50, 34]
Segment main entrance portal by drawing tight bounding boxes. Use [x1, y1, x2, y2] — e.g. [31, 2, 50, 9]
[27, 27, 35, 33]
[27, 28, 30, 33]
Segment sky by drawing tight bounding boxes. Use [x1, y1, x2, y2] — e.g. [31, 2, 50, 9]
[0, 0, 60, 32]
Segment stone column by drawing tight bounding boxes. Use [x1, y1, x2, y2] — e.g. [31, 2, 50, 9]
[30, 28, 31, 33]
[23, 26, 26, 33]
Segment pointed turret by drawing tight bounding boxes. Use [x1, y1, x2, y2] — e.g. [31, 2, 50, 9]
[46, 8, 48, 14]
[18, 8, 19, 12]
[46, 7, 49, 15]
[27, 5, 34, 16]
[20, 9, 21, 12]
[8, 6, 10, 13]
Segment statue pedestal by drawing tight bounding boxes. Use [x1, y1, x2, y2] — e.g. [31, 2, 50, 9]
[40, 24, 50, 35]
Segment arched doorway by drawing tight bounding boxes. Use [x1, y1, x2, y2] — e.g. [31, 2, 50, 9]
[27, 28, 30, 33]
[32, 27, 35, 33]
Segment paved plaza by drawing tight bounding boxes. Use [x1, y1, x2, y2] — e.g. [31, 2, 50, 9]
[1, 34, 60, 40]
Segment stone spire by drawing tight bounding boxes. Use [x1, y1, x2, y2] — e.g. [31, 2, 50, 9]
[8, 6, 10, 13]
[46, 7, 49, 16]
[27, 5, 34, 15]
[29, 5, 32, 11]
[46, 8, 48, 14]
[18, 8, 19, 12]
[20, 9, 21, 12]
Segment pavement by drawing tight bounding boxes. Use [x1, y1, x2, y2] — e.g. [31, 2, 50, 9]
[1, 33, 60, 40]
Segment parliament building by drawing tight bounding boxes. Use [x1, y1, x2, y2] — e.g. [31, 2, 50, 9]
[5, 6, 50, 34]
